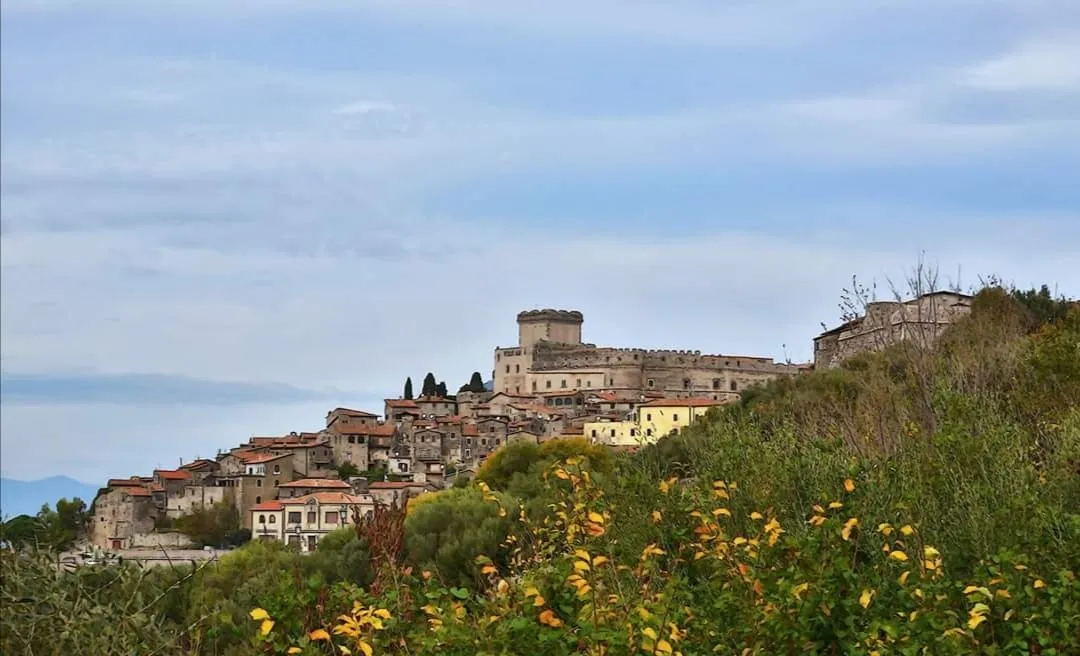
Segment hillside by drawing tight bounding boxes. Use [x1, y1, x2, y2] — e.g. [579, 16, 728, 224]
[2, 284, 1078, 655]
[0, 476, 96, 519]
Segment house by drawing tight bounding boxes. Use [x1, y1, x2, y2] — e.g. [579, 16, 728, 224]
[325, 407, 381, 432]
[328, 422, 397, 470]
[277, 478, 352, 499]
[384, 398, 421, 422]
[414, 395, 457, 418]
[583, 420, 641, 447]
[179, 459, 220, 482]
[250, 492, 375, 552]
[367, 480, 433, 508]
[539, 389, 585, 412]
[484, 392, 539, 417]
[635, 397, 730, 441]
[214, 451, 295, 528]
[506, 429, 540, 445]
[88, 479, 159, 550]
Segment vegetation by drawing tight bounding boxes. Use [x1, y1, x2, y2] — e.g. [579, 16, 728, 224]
[403, 377, 414, 400]
[421, 373, 437, 397]
[174, 502, 250, 549]
[2, 281, 1078, 655]
[0, 497, 89, 552]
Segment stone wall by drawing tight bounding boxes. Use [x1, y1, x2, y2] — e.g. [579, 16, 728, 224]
[89, 488, 158, 550]
[165, 484, 228, 519]
[129, 531, 194, 549]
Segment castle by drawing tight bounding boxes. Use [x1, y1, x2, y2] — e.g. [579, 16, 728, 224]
[494, 309, 804, 400]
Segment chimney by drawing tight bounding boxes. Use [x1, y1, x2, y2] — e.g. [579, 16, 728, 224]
[348, 477, 369, 495]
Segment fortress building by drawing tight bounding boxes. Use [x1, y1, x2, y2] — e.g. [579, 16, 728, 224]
[493, 309, 804, 400]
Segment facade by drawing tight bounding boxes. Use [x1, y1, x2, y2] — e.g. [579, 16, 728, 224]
[494, 309, 802, 399]
[89, 480, 159, 550]
[814, 291, 973, 368]
[277, 478, 352, 499]
[635, 398, 731, 440]
[584, 420, 641, 447]
[250, 492, 375, 552]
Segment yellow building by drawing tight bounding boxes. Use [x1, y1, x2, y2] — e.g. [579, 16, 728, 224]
[635, 398, 729, 440]
[584, 420, 642, 447]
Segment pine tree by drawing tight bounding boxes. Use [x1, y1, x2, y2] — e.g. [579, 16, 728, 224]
[468, 371, 485, 393]
[403, 377, 414, 400]
[436, 381, 448, 398]
[422, 373, 437, 397]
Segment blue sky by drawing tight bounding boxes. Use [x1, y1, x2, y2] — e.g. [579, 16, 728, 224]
[2, 0, 1078, 483]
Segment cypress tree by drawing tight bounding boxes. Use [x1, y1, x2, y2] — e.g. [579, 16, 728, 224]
[422, 373, 437, 397]
[468, 371, 485, 393]
[403, 377, 414, 400]
[436, 381, 448, 398]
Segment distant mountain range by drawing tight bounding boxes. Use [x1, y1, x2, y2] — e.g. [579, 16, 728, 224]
[0, 476, 99, 519]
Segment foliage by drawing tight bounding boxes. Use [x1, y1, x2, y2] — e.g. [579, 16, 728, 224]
[436, 381, 448, 398]
[336, 462, 361, 480]
[476, 437, 614, 492]
[421, 373, 437, 397]
[175, 502, 243, 549]
[468, 371, 486, 393]
[3, 498, 92, 552]
[0, 514, 42, 550]
[403, 376, 413, 400]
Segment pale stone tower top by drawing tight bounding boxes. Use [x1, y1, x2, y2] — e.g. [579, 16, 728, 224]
[516, 309, 584, 347]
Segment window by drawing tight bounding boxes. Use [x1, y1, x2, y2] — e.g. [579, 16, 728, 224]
[561, 379, 567, 388]
[307, 511, 317, 523]
[515, 364, 520, 373]
[256, 479, 263, 487]
[683, 378, 691, 390]
[610, 429, 616, 438]
[646, 429, 654, 436]
[273, 465, 280, 474]
[325, 512, 339, 524]
[349, 435, 355, 444]
[532, 381, 537, 391]
[515, 386, 520, 393]
[646, 413, 652, 421]
[269, 515, 277, 524]
[647, 379, 655, 388]
[712, 378, 721, 390]
[505, 365, 510, 373]
[730, 380, 738, 391]
[259, 514, 266, 524]
[608, 378, 614, 385]
[274, 479, 279, 487]
[255, 496, 262, 504]
[673, 414, 679, 422]
[630, 429, 637, 437]
[591, 429, 597, 438]
[465, 449, 471, 458]
[586, 381, 592, 387]
[288, 512, 301, 524]
[545, 380, 551, 389]
[576, 378, 582, 387]
[358, 436, 366, 444]
[481, 438, 488, 446]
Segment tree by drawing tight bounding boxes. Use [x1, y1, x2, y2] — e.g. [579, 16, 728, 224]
[34, 497, 89, 551]
[337, 462, 360, 480]
[175, 502, 241, 548]
[403, 377, 414, 400]
[468, 371, 485, 393]
[435, 381, 448, 398]
[421, 373, 437, 397]
[0, 514, 41, 550]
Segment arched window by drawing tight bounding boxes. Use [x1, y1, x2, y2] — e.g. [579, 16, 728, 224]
[269, 515, 277, 524]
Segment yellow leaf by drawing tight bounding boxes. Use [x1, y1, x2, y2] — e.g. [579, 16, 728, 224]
[636, 606, 651, 621]
[995, 589, 1011, 599]
[877, 523, 894, 536]
[651, 511, 663, 523]
[534, 595, 546, 607]
[749, 512, 764, 521]
[309, 628, 331, 641]
[844, 479, 855, 493]
[339, 647, 352, 655]
[642, 627, 658, 640]
[573, 560, 590, 572]
[923, 546, 940, 559]
[898, 571, 910, 585]
[574, 549, 591, 561]
[900, 525, 915, 536]
[554, 469, 569, 480]
[592, 555, 609, 567]
[249, 608, 270, 621]
[889, 550, 909, 562]
[481, 564, 497, 575]
[1034, 579, 1047, 589]
[828, 501, 843, 510]
[792, 582, 810, 599]
[576, 584, 592, 598]
[809, 515, 826, 527]
[260, 619, 274, 636]
[524, 586, 540, 597]
[356, 641, 374, 656]
[967, 614, 987, 630]
[859, 589, 874, 609]
[497, 579, 509, 594]
[712, 508, 732, 518]
[841, 517, 859, 541]
[288, 649, 302, 655]
[587, 511, 604, 524]
[656, 639, 674, 654]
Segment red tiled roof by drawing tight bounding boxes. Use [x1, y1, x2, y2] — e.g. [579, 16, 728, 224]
[251, 500, 284, 511]
[640, 397, 730, 408]
[180, 459, 216, 470]
[462, 424, 479, 436]
[278, 478, 350, 489]
[243, 452, 291, 464]
[385, 399, 419, 408]
[128, 487, 152, 497]
[280, 492, 372, 505]
[107, 478, 146, 488]
[369, 481, 425, 489]
[329, 407, 378, 417]
[150, 484, 166, 493]
[415, 396, 454, 404]
[154, 469, 192, 481]
[586, 391, 619, 402]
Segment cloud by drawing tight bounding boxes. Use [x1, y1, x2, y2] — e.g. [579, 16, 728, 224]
[963, 36, 1080, 91]
[0, 372, 343, 406]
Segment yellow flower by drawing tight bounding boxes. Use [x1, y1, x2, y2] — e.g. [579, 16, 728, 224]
[309, 628, 331, 641]
[658, 477, 678, 494]
[592, 555, 609, 567]
[923, 546, 940, 559]
[841, 517, 859, 541]
[828, 501, 843, 510]
[898, 571, 911, 585]
[888, 550, 909, 562]
[844, 479, 855, 493]
[655, 639, 674, 654]
[877, 523, 893, 536]
[859, 589, 874, 609]
[1034, 579, 1047, 589]
[534, 595, 546, 607]
[587, 511, 605, 524]
[249, 608, 270, 621]
[749, 511, 764, 521]
[712, 508, 732, 518]
[808, 515, 826, 527]
[573, 560, 590, 572]
[642, 627, 658, 641]
[900, 525, 915, 536]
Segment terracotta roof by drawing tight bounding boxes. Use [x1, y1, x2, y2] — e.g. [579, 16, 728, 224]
[462, 424, 479, 436]
[278, 478, 351, 489]
[488, 392, 536, 400]
[280, 492, 372, 505]
[329, 407, 378, 417]
[107, 478, 146, 488]
[369, 481, 426, 490]
[150, 484, 166, 493]
[180, 459, 217, 470]
[436, 415, 464, 423]
[415, 396, 454, 404]
[539, 389, 581, 397]
[128, 487, 152, 497]
[246, 452, 293, 464]
[508, 429, 539, 436]
[586, 391, 619, 402]
[154, 469, 192, 481]
[640, 398, 729, 408]
[251, 500, 284, 511]
[385, 399, 419, 408]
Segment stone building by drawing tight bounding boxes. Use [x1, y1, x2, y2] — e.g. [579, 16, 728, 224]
[493, 309, 802, 399]
[813, 291, 973, 368]
[89, 479, 160, 550]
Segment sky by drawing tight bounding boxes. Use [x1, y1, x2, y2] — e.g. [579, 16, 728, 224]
[1, 0, 1078, 484]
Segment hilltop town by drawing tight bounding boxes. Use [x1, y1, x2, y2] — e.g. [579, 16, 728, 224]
[89, 293, 973, 553]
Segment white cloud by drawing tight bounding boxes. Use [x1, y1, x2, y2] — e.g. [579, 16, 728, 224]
[964, 37, 1080, 91]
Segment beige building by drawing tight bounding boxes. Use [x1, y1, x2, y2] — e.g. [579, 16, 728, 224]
[814, 291, 973, 368]
[494, 309, 802, 400]
[277, 478, 352, 499]
[89, 479, 159, 550]
[251, 492, 374, 552]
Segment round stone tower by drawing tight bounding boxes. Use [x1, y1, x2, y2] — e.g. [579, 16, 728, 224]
[517, 309, 584, 347]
